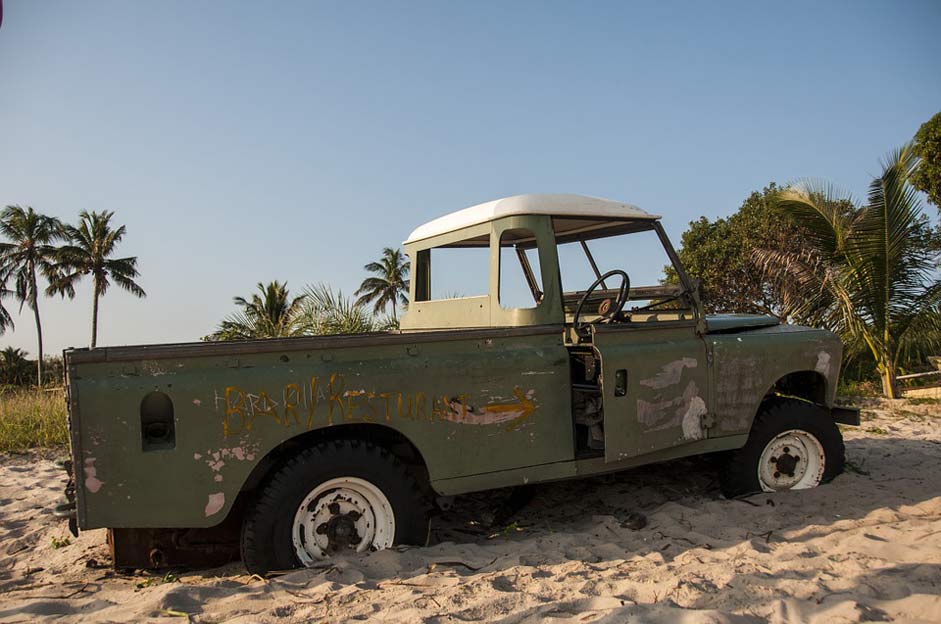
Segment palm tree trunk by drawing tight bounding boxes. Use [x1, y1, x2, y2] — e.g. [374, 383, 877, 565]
[878, 358, 899, 399]
[91, 276, 100, 349]
[879, 324, 900, 399]
[30, 270, 43, 386]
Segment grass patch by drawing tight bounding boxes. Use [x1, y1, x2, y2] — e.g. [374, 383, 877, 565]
[51, 535, 72, 549]
[136, 572, 179, 589]
[837, 379, 881, 397]
[0, 388, 68, 452]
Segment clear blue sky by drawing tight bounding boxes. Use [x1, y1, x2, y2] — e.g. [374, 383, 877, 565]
[1, 0, 940, 354]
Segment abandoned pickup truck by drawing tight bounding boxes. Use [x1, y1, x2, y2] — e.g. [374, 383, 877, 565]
[60, 193, 859, 572]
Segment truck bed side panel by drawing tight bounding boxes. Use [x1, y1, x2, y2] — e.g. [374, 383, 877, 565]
[68, 329, 572, 529]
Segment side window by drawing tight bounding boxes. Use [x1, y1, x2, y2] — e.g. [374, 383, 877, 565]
[499, 228, 543, 309]
[425, 236, 490, 301]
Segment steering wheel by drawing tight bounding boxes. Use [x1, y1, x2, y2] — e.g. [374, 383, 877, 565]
[572, 269, 630, 329]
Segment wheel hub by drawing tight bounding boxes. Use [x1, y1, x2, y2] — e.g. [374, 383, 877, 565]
[318, 508, 363, 552]
[758, 430, 825, 492]
[771, 447, 800, 478]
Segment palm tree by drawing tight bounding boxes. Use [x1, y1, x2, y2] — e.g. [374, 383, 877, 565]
[0, 346, 32, 385]
[300, 283, 377, 336]
[757, 144, 941, 398]
[0, 205, 65, 383]
[50, 211, 145, 348]
[210, 281, 307, 340]
[0, 280, 14, 335]
[355, 248, 409, 324]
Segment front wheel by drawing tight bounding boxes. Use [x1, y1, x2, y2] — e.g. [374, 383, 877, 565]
[241, 440, 430, 574]
[720, 399, 845, 498]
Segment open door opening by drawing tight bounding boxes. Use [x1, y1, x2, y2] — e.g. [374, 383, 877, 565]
[571, 347, 605, 458]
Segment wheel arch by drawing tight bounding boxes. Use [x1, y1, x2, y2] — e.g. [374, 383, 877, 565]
[763, 369, 829, 407]
[225, 423, 433, 525]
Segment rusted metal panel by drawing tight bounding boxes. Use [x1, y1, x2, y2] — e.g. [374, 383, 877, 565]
[108, 523, 240, 569]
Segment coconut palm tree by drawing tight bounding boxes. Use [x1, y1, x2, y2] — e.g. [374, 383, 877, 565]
[0, 280, 14, 335]
[300, 283, 377, 336]
[49, 210, 145, 348]
[757, 144, 941, 398]
[355, 248, 409, 325]
[0, 205, 65, 383]
[210, 281, 307, 340]
[0, 346, 32, 386]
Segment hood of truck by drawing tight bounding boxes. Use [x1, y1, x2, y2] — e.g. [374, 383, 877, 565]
[705, 313, 780, 333]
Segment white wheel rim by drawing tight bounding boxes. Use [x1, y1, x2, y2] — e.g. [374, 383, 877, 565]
[292, 477, 395, 565]
[758, 429, 825, 492]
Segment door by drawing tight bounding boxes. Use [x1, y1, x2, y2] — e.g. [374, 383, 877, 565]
[592, 321, 710, 461]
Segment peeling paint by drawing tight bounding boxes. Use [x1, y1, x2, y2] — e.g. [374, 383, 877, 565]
[681, 396, 707, 440]
[199, 445, 259, 482]
[83, 457, 103, 493]
[640, 357, 698, 389]
[815, 351, 831, 376]
[637, 381, 704, 437]
[142, 360, 168, 376]
[204, 492, 225, 517]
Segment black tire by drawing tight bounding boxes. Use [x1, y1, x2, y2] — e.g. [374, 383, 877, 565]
[241, 439, 430, 574]
[720, 398, 845, 499]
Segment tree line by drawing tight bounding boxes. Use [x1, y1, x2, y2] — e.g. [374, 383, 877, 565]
[204, 248, 409, 341]
[0, 207, 144, 384]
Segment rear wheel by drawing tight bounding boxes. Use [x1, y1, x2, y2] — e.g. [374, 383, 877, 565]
[720, 399, 844, 498]
[241, 439, 430, 574]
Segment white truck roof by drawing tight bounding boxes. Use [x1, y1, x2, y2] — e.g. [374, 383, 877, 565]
[404, 193, 659, 245]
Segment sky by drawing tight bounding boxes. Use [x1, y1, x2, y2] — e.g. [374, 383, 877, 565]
[1, 0, 940, 356]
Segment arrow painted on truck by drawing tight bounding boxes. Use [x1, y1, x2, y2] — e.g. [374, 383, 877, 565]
[443, 386, 537, 431]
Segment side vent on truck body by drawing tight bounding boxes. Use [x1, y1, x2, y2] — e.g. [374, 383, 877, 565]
[140, 391, 176, 451]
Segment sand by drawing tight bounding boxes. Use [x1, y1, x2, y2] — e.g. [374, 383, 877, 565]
[1, 399, 939, 623]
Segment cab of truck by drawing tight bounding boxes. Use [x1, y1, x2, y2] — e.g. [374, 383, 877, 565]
[400, 193, 701, 333]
